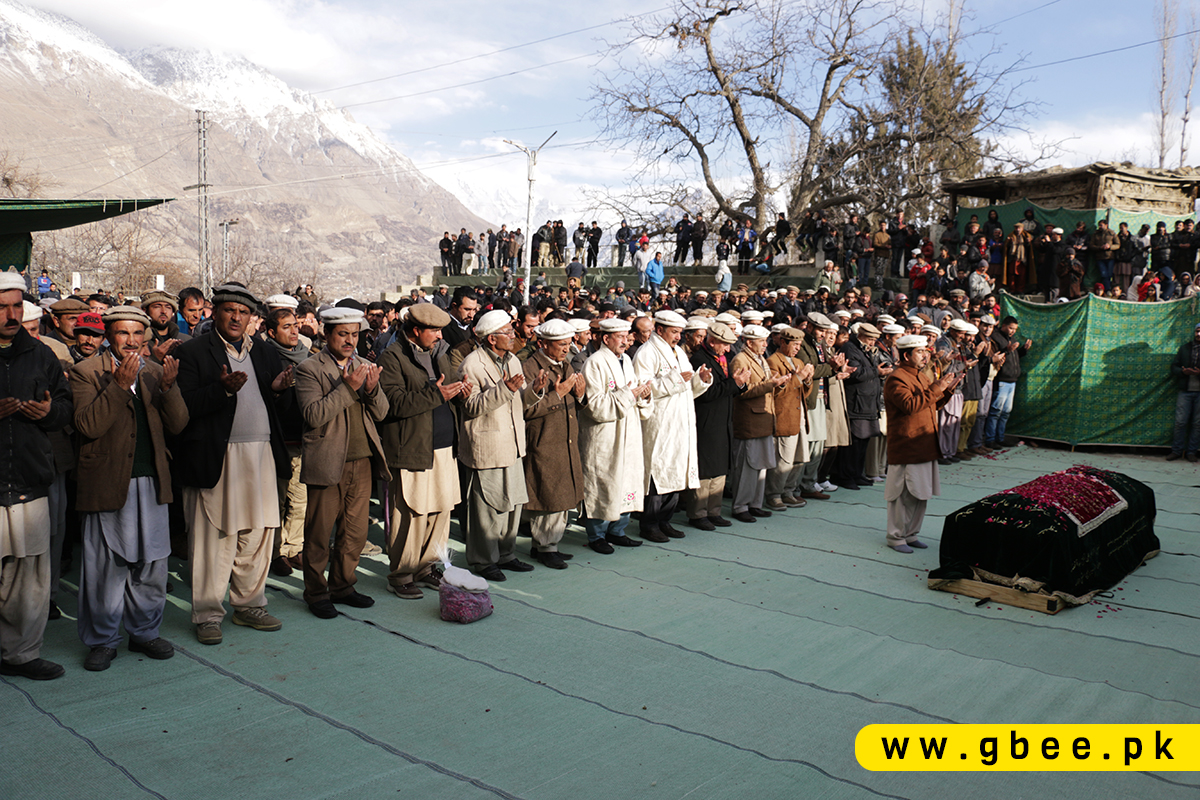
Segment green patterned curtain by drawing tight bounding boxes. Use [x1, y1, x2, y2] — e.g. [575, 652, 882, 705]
[999, 291, 1200, 446]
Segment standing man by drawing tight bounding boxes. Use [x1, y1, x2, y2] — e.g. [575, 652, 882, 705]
[674, 213, 693, 265]
[0, 275, 73, 680]
[587, 222, 604, 269]
[521, 319, 586, 569]
[579, 318, 653, 553]
[933, 319, 976, 464]
[71, 306, 189, 671]
[442, 288, 479, 349]
[690, 213, 709, 266]
[983, 316, 1032, 450]
[264, 307, 310, 576]
[765, 327, 814, 510]
[616, 220, 632, 269]
[45, 297, 88, 347]
[378, 304, 468, 599]
[175, 284, 295, 645]
[687, 322, 749, 530]
[141, 290, 190, 364]
[457, 310, 545, 581]
[295, 308, 390, 618]
[729, 325, 789, 521]
[883, 334, 960, 553]
[1167, 322, 1200, 462]
[633, 310, 713, 541]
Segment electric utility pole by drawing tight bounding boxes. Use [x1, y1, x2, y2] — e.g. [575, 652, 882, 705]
[503, 131, 556, 305]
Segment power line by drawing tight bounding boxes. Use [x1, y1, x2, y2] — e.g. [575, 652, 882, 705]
[988, 0, 1066, 28]
[69, 136, 192, 199]
[1011, 27, 1200, 73]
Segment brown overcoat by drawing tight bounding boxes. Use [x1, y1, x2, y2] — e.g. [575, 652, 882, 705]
[71, 351, 189, 512]
[883, 363, 952, 465]
[521, 349, 584, 512]
[767, 351, 811, 437]
[731, 350, 776, 440]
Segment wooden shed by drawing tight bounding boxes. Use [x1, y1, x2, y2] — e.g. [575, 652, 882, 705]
[943, 162, 1200, 215]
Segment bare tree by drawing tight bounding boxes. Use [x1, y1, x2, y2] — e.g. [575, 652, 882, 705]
[1157, 0, 1178, 169]
[0, 150, 54, 198]
[1181, 6, 1199, 167]
[592, 0, 1041, 236]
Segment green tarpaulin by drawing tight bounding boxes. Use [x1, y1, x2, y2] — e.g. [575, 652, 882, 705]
[955, 198, 1195, 241]
[999, 291, 1200, 446]
[0, 198, 169, 236]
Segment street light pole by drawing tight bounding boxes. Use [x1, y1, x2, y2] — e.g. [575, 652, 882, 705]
[503, 131, 556, 306]
[219, 219, 239, 283]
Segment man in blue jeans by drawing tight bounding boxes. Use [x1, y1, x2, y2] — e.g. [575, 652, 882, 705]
[984, 316, 1032, 449]
[1167, 323, 1200, 462]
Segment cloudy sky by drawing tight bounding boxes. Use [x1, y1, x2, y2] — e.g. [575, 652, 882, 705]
[20, 0, 1191, 224]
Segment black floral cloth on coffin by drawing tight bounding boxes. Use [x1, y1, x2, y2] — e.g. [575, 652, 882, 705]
[931, 466, 1160, 601]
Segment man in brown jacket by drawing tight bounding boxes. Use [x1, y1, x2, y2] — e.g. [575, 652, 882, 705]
[765, 328, 814, 510]
[729, 325, 788, 523]
[71, 306, 189, 671]
[295, 307, 391, 618]
[883, 335, 961, 553]
[521, 319, 586, 569]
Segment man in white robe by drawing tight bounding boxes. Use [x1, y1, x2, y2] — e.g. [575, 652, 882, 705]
[579, 318, 652, 554]
[632, 310, 712, 541]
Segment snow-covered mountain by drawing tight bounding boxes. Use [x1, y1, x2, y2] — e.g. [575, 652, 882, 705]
[0, 0, 489, 295]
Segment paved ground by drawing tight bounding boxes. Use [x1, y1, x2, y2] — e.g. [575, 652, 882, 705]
[3, 444, 1198, 799]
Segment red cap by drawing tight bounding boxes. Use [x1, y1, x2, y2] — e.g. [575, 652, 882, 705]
[75, 311, 105, 335]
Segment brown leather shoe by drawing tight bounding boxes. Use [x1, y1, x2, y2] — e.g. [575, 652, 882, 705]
[800, 490, 830, 500]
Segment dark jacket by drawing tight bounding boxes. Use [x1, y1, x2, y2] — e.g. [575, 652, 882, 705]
[838, 337, 881, 421]
[376, 334, 454, 471]
[691, 343, 744, 479]
[990, 329, 1029, 383]
[174, 331, 292, 489]
[1170, 339, 1200, 391]
[0, 328, 73, 506]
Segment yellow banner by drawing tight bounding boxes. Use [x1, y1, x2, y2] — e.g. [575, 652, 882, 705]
[856, 725, 1199, 771]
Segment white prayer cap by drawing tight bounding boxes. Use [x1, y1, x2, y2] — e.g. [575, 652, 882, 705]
[598, 318, 631, 333]
[22, 300, 41, 321]
[1053, 227, 1064, 235]
[948, 318, 974, 333]
[979, 315, 997, 325]
[831, 309, 851, 320]
[741, 310, 764, 323]
[882, 323, 905, 335]
[849, 322, 861, 335]
[962, 322, 979, 335]
[474, 309, 513, 337]
[896, 334, 928, 350]
[770, 323, 790, 333]
[850, 308, 865, 317]
[695, 290, 709, 297]
[684, 316, 710, 332]
[535, 319, 574, 341]
[876, 314, 896, 325]
[266, 293, 299, 310]
[569, 318, 592, 333]
[320, 307, 364, 326]
[653, 309, 687, 328]
[741, 324, 770, 340]
[921, 324, 942, 336]
[0, 272, 25, 293]
[714, 313, 738, 325]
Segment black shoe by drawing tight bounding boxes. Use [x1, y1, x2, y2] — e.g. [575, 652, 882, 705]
[270, 556, 293, 576]
[535, 551, 568, 570]
[948, 455, 962, 463]
[557, 552, 574, 560]
[47, 601, 61, 621]
[749, 507, 772, 518]
[732, 511, 756, 523]
[639, 527, 669, 543]
[84, 647, 117, 672]
[606, 535, 643, 548]
[855, 477, 872, 486]
[478, 565, 507, 582]
[938, 458, 954, 466]
[689, 517, 716, 531]
[308, 600, 338, 619]
[708, 515, 732, 527]
[835, 482, 860, 491]
[1188, 453, 1199, 463]
[128, 638, 174, 660]
[588, 539, 615, 554]
[660, 522, 685, 539]
[1165, 451, 1182, 461]
[1, 658, 65, 680]
[497, 558, 534, 572]
[331, 591, 375, 608]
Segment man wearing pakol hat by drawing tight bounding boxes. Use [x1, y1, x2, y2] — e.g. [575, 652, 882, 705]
[687, 321, 750, 530]
[377, 303, 469, 599]
[457, 309, 547, 581]
[764, 327, 814, 510]
[633, 309, 713, 541]
[46, 297, 88, 348]
[175, 284, 297, 644]
[579, 318, 653, 552]
[797, 315, 839, 499]
[568, 317, 592, 375]
[932, 319, 978, 464]
[520, 319, 586, 569]
[70, 306, 189, 671]
[69, 311, 105, 364]
[883, 335, 960, 553]
[729, 325, 789, 522]
[831, 322, 882, 491]
[294, 307, 390, 618]
[0, 273, 73, 680]
[141, 291, 191, 364]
